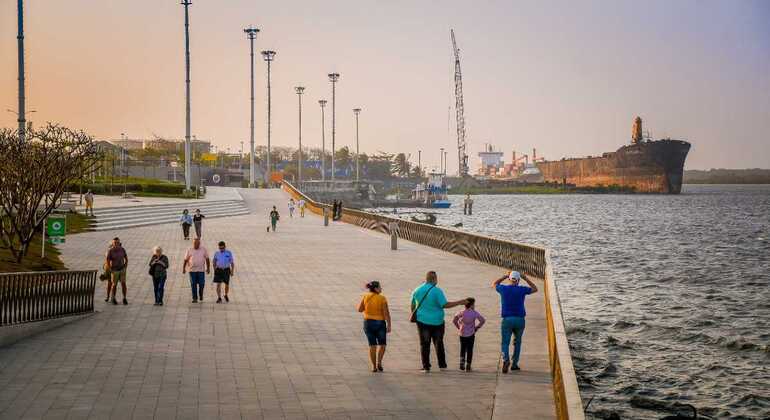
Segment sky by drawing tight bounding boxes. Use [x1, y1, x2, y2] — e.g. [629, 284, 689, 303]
[1, 0, 769, 172]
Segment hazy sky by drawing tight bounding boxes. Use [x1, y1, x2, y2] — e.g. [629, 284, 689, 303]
[1, 0, 768, 171]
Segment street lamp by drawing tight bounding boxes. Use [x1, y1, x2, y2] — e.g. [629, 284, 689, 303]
[262, 50, 277, 185]
[244, 26, 260, 187]
[318, 99, 327, 181]
[353, 108, 361, 181]
[295, 86, 305, 183]
[16, 0, 26, 141]
[181, 0, 193, 191]
[327, 73, 340, 183]
[418, 150, 422, 178]
[440, 148, 445, 174]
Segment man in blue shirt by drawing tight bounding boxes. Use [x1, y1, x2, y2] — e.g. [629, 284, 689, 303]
[493, 270, 538, 373]
[411, 271, 468, 372]
[213, 241, 235, 303]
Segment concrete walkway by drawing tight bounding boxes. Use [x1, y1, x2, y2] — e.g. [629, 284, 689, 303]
[0, 189, 554, 420]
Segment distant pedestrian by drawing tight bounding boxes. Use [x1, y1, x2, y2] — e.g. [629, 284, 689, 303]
[452, 297, 485, 371]
[288, 199, 296, 218]
[84, 189, 95, 216]
[180, 209, 193, 240]
[463, 193, 473, 215]
[298, 198, 306, 217]
[183, 238, 210, 303]
[410, 271, 468, 372]
[331, 200, 338, 220]
[268, 206, 280, 232]
[213, 241, 235, 303]
[494, 270, 538, 372]
[105, 237, 129, 305]
[148, 246, 169, 306]
[333, 200, 344, 221]
[193, 209, 206, 238]
[357, 281, 391, 372]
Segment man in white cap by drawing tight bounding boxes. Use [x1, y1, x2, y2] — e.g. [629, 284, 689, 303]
[492, 270, 538, 373]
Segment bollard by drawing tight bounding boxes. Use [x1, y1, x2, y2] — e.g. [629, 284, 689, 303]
[323, 207, 329, 226]
[389, 222, 398, 250]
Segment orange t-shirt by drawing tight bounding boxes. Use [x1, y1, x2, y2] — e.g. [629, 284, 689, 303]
[360, 292, 388, 320]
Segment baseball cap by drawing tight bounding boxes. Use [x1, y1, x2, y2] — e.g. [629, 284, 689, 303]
[509, 271, 521, 281]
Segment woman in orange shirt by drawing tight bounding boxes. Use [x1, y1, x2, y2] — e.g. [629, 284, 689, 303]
[357, 281, 391, 372]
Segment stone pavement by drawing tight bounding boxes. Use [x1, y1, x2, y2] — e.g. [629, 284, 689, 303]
[0, 189, 555, 419]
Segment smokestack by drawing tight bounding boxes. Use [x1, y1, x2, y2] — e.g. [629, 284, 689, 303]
[632, 116, 643, 144]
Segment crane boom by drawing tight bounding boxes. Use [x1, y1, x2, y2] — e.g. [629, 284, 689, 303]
[451, 29, 469, 177]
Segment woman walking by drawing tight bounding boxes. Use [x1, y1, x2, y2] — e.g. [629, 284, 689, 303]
[193, 209, 206, 238]
[148, 246, 169, 306]
[357, 281, 391, 372]
[180, 209, 193, 240]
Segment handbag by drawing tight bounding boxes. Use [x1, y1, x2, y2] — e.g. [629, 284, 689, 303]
[409, 284, 436, 323]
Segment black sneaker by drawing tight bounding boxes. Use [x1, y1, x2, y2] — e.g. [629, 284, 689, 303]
[420, 368, 430, 373]
[216, 298, 222, 303]
[466, 364, 472, 372]
[192, 299, 198, 303]
[159, 302, 163, 306]
[104, 297, 109, 302]
[377, 364, 383, 372]
[460, 363, 465, 371]
[122, 298, 128, 305]
[111, 298, 118, 305]
[224, 295, 229, 302]
[511, 365, 521, 371]
[502, 360, 510, 374]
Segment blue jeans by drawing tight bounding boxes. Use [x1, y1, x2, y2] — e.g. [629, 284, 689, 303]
[501, 316, 526, 365]
[189, 272, 205, 300]
[152, 274, 166, 304]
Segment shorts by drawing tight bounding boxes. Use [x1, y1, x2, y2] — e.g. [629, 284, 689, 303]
[363, 319, 387, 346]
[213, 268, 231, 284]
[111, 268, 126, 284]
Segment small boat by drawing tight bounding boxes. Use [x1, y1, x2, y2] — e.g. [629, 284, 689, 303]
[412, 171, 452, 209]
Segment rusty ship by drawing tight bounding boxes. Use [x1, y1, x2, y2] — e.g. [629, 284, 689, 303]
[536, 117, 691, 193]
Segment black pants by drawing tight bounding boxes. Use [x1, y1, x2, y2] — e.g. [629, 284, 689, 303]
[182, 223, 191, 239]
[460, 335, 475, 366]
[417, 321, 446, 370]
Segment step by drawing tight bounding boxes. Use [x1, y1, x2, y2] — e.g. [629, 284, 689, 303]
[94, 202, 247, 222]
[92, 210, 251, 232]
[94, 207, 250, 228]
[93, 199, 243, 215]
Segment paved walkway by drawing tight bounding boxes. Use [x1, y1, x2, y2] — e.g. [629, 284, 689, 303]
[0, 189, 554, 420]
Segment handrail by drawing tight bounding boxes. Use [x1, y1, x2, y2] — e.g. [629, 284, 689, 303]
[283, 180, 584, 419]
[0, 270, 97, 326]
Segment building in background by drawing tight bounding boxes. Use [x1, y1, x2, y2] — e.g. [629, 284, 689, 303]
[108, 137, 211, 155]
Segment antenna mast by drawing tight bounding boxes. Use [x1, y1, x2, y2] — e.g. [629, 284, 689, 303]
[451, 29, 469, 177]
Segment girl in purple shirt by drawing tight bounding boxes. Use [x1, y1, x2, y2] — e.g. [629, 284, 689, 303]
[452, 297, 486, 371]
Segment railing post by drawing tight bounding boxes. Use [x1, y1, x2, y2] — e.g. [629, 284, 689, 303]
[389, 222, 398, 250]
[323, 207, 329, 226]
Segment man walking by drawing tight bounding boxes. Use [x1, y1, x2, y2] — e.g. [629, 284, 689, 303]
[493, 270, 538, 372]
[298, 198, 306, 218]
[213, 241, 235, 303]
[105, 237, 128, 305]
[183, 238, 210, 303]
[268, 206, 280, 232]
[410, 271, 467, 372]
[84, 189, 95, 216]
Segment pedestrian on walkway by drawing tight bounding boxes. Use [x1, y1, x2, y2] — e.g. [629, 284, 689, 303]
[334, 200, 344, 221]
[493, 270, 538, 372]
[84, 189, 95, 216]
[180, 209, 193, 240]
[213, 241, 235, 303]
[410, 271, 468, 372]
[298, 198, 306, 217]
[452, 297, 485, 371]
[357, 281, 391, 372]
[288, 199, 296, 218]
[193, 209, 206, 238]
[331, 200, 339, 220]
[148, 246, 169, 306]
[183, 238, 210, 303]
[105, 237, 129, 305]
[268, 206, 280, 232]
[101, 240, 114, 302]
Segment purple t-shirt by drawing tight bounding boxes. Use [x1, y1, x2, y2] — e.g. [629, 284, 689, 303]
[452, 308, 486, 337]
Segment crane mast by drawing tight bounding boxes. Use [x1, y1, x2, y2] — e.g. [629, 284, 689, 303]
[451, 29, 469, 177]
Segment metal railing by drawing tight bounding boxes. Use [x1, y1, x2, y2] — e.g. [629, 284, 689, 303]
[0, 270, 97, 326]
[283, 180, 584, 420]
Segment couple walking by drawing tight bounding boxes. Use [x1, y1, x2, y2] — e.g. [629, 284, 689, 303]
[181, 238, 236, 303]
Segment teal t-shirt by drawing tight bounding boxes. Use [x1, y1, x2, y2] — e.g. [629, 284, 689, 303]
[411, 282, 448, 326]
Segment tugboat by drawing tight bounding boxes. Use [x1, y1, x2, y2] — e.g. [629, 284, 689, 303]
[412, 171, 452, 208]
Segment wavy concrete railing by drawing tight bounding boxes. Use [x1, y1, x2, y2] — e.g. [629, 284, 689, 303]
[282, 181, 584, 420]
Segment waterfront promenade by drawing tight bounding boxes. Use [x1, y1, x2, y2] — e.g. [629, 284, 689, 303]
[0, 188, 555, 419]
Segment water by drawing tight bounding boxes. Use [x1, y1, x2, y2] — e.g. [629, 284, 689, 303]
[374, 185, 770, 419]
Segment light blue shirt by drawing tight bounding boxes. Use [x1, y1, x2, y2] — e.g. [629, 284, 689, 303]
[213, 250, 234, 269]
[411, 282, 448, 326]
[180, 214, 193, 225]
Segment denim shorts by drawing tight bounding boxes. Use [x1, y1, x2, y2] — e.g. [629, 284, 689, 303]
[363, 319, 387, 346]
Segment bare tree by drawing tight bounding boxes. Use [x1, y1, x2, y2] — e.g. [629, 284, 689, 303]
[0, 124, 101, 263]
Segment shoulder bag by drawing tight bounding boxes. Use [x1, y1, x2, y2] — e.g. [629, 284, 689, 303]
[409, 284, 436, 323]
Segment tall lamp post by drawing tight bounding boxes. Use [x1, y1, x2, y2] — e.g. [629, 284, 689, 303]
[244, 26, 259, 187]
[318, 100, 327, 181]
[353, 108, 361, 181]
[295, 86, 305, 183]
[262, 50, 276, 185]
[181, 0, 193, 191]
[440, 148, 445, 174]
[418, 150, 422, 178]
[16, 0, 26, 141]
[327, 73, 340, 182]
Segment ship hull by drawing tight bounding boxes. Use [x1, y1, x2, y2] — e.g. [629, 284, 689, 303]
[537, 139, 691, 193]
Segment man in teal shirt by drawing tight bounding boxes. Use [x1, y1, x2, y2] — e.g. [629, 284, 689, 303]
[411, 271, 468, 372]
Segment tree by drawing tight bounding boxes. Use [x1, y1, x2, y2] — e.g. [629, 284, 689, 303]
[366, 152, 393, 180]
[393, 153, 411, 177]
[335, 146, 352, 173]
[0, 124, 101, 263]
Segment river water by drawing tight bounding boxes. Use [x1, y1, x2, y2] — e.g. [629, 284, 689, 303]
[376, 185, 770, 419]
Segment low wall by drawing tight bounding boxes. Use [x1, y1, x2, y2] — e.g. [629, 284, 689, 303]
[283, 181, 584, 419]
